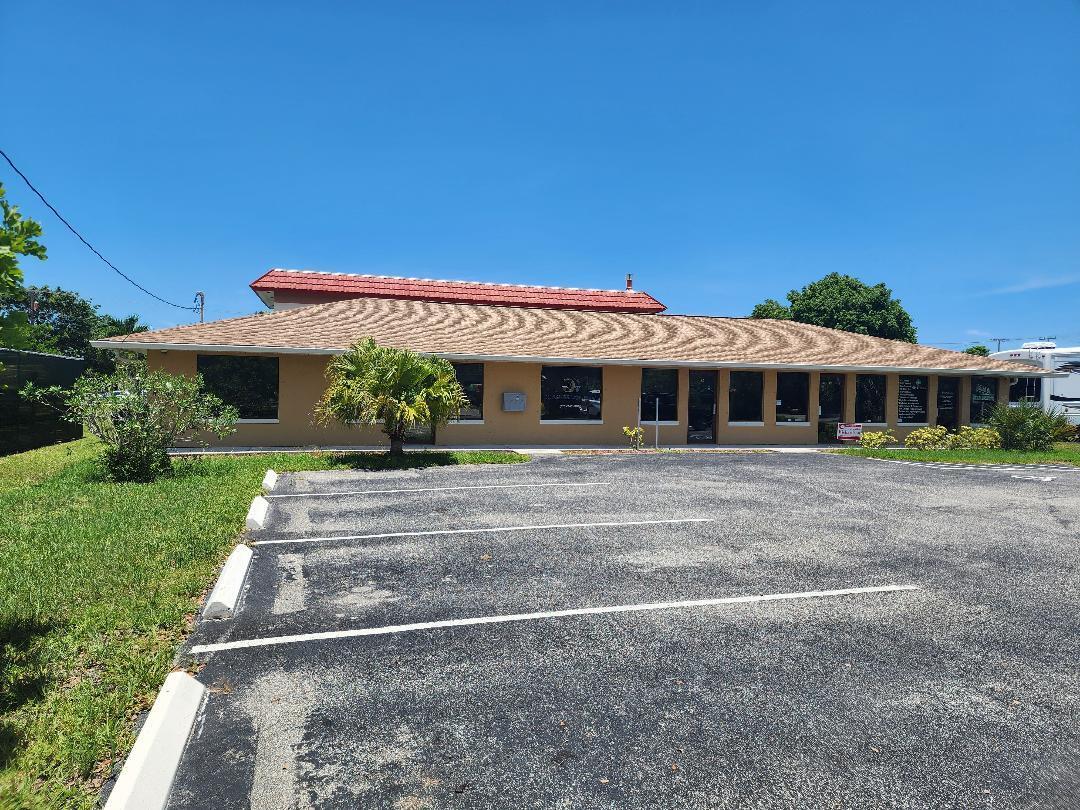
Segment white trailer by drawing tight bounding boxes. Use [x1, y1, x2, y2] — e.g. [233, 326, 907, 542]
[991, 342, 1080, 425]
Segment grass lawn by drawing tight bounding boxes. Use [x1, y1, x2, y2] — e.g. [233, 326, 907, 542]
[831, 443, 1080, 466]
[0, 439, 525, 809]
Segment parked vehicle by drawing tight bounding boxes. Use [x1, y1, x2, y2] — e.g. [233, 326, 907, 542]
[991, 342, 1080, 425]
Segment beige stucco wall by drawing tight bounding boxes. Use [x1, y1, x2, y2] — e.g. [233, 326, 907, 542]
[148, 350, 1011, 448]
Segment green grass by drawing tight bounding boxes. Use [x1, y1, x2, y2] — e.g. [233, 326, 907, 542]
[0, 439, 525, 809]
[831, 443, 1080, 466]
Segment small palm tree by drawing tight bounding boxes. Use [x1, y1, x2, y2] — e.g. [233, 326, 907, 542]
[315, 338, 469, 456]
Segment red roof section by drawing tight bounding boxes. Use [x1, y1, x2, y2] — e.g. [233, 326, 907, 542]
[250, 269, 666, 313]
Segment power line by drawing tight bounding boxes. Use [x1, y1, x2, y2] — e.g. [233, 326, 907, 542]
[0, 147, 197, 311]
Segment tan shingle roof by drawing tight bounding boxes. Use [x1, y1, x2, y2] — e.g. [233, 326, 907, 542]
[94, 297, 1046, 376]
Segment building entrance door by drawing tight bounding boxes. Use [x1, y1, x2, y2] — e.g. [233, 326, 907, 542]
[688, 371, 717, 443]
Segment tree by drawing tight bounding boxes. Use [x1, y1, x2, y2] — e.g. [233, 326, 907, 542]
[22, 366, 238, 481]
[0, 183, 47, 351]
[0, 284, 147, 372]
[964, 344, 990, 356]
[750, 273, 917, 343]
[315, 338, 468, 456]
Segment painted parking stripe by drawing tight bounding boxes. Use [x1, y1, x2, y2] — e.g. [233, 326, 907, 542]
[255, 518, 714, 546]
[190, 584, 919, 654]
[265, 481, 612, 499]
[870, 458, 1078, 473]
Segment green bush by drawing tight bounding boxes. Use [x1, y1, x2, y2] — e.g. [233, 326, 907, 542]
[22, 366, 238, 482]
[622, 425, 645, 450]
[904, 425, 949, 450]
[859, 430, 896, 449]
[946, 425, 1002, 450]
[988, 402, 1077, 451]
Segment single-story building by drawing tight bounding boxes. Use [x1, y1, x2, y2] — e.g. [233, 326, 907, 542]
[93, 269, 1051, 448]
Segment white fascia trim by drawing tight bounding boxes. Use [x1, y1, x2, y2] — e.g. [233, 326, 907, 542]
[539, 419, 604, 425]
[87, 341, 1055, 378]
[236, 418, 280, 424]
[639, 420, 680, 426]
[861, 422, 889, 427]
[727, 421, 765, 427]
[775, 421, 811, 427]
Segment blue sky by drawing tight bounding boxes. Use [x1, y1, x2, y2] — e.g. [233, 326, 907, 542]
[3, 2, 1078, 349]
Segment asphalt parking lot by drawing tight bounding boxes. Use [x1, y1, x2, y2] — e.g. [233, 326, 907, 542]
[168, 452, 1080, 809]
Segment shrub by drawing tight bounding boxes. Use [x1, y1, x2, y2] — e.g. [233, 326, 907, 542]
[988, 402, 1077, 451]
[904, 425, 949, 450]
[859, 430, 896, 449]
[22, 366, 238, 481]
[945, 425, 1002, 450]
[622, 425, 645, 450]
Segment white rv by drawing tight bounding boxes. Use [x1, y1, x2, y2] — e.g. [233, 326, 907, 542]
[990, 341, 1080, 425]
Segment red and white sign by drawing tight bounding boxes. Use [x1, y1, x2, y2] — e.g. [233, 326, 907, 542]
[837, 423, 863, 441]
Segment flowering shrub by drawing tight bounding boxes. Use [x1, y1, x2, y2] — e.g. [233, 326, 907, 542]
[904, 425, 950, 450]
[622, 425, 645, 450]
[858, 430, 896, 449]
[945, 425, 1002, 450]
[988, 402, 1076, 450]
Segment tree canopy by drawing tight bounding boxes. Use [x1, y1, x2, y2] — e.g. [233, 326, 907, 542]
[0, 183, 47, 350]
[750, 273, 917, 343]
[0, 284, 147, 372]
[964, 345, 990, 356]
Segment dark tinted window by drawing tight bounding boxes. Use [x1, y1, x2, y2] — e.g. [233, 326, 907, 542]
[1009, 377, 1042, 403]
[641, 369, 678, 421]
[818, 374, 845, 421]
[776, 372, 809, 423]
[729, 371, 763, 422]
[970, 376, 998, 424]
[937, 377, 959, 430]
[453, 363, 484, 420]
[197, 355, 279, 420]
[855, 374, 887, 423]
[541, 366, 602, 420]
[898, 375, 929, 423]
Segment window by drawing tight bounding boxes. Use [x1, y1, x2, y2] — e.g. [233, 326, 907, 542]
[937, 376, 959, 430]
[818, 374, 845, 422]
[197, 355, 279, 420]
[1010, 377, 1041, 403]
[970, 376, 998, 424]
[453, 363, 484, 420]
[641, 368, 678, 422]
[540, 366, 602, 421]
[855, 374, 887, 423]
[898, 375, 929, 423]
[728, 371, 763, 423]
[776, 372, 809, 423]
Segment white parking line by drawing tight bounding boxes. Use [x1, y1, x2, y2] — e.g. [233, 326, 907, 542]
[871, 458, 1078, 474]
[265, 481, 612, 499]
[190, 584, 920, 654]
[254, 518, 714, 546]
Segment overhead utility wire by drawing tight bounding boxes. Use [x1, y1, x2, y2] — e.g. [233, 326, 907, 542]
[0, 147, 197, 311]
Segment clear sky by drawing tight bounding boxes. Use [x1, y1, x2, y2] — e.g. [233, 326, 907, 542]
[3, 2, 1078, 349]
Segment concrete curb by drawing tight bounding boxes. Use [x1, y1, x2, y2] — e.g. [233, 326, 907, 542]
[202, 544, 254, 620]
[262, 468, 278, 491]
[245, 495, 270, 530]
[104, 671, 205, 810]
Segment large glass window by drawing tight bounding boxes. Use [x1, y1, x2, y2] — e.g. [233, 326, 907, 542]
[818, 374, 845, 421]
[898, 375, 929, 423]
[641, 368, 678, 422]
[776, 372, 810, 423]
[729, 371, 763, 423]
[453, 363, 484, 420]
[540, 366, 602, 421]
[855, 374, 887, 423]
[970, 376, 999, 424]
[937, 377, 959, 430]
[197, 355, 279, 420]
[1009, 377, 1042, 403]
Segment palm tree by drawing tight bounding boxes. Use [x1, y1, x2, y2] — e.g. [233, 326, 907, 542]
[315, 338, 469, 456]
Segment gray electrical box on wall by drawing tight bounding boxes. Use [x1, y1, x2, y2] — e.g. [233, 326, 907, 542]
[502, 392, 526, 412]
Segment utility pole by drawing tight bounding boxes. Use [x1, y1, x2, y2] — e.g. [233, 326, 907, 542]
[990, 337, 1011, 352]
[194, 291, 205, 323]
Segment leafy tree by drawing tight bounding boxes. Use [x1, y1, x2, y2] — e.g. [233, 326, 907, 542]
[315, 338, 468, 456]
[22, 366, 238, 481]
[0, 284, 147, 372]
[988, 402, 1076, 451]
[964, 344, 990, 356]
[750, 272, 917, 343]
[0, 182, 47, 351]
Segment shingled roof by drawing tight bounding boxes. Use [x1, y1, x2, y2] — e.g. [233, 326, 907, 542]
[250, 269, 667, 313]
[94, 297, 1047, 376]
